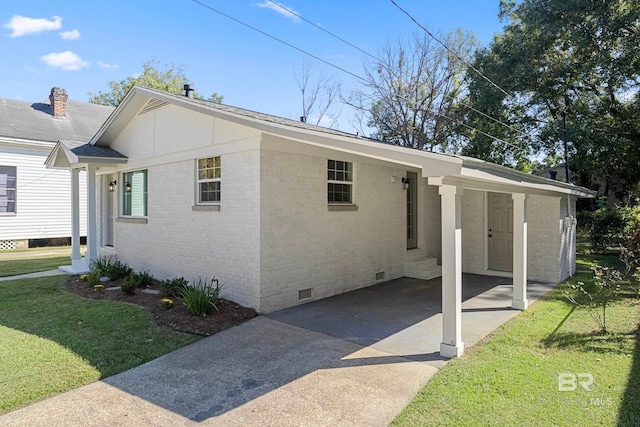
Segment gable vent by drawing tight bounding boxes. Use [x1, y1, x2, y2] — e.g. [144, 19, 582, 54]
[298, 288, 313, 300]
[138, 99, 168, 115]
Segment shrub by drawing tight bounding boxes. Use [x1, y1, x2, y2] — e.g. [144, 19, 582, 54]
[590, 207, 625, 253]
[120, 274, 138, 295]
[134, 271, 154, 288]
[90, 257, 111, 276]
[104, 260, 133, 280]
[86, 269, 101, 287]
[162, 276, 189, 297]
[181, 277, 223, 317]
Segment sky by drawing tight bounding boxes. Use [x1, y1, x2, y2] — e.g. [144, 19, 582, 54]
[0, 0, 508, 133]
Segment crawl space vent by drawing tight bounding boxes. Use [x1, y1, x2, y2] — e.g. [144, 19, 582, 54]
[298, 288, 313, 300]
[375, 271, 385, 281]
[139, 99, 168, 115]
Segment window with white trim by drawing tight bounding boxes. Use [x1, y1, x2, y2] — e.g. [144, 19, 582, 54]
[0, 166, 16, 214]
[197, 157, 221, 204]
[327, 159, 353, 203]
[122, 169, 148, 216]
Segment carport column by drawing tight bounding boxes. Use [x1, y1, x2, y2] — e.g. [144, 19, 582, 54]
[70, 168, 84, 270]
[439, 184, 464, 358]
[512, 193, 528, 310]
[86, 164, 98, 263]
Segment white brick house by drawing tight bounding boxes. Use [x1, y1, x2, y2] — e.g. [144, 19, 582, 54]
[46, 86, 594, 358]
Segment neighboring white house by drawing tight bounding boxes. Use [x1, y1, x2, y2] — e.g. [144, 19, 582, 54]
[46, 86, 595, 358]
[0, 88, 113, 249]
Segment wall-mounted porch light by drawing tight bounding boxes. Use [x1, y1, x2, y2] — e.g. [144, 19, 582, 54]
[125, 182, 132, 192]
[401, 177, 410, 190]
[108, 180, 117, 192]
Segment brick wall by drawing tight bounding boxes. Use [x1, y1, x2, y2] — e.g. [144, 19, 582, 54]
[422, 182, 441, 260]
[113, 150, 262, 310]
[528, 194, 563, 282]
[258, 147, 407, 313]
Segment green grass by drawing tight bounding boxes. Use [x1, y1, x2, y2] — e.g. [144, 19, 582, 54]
[0, 275, 200, 414]
[0, 256, 71, 277]
[392, 252, 640, 427]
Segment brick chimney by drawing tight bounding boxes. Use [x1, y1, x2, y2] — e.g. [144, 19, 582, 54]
[49, 87, 68, 118]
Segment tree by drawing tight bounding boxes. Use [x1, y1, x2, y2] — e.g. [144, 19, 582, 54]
[349, 30, 478, 151]
[461, 0, 640, 197]
[88, 59, 223, 107]
[294, 61, 341, 127]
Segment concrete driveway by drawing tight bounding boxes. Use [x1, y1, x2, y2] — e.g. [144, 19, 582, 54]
[1, 275, 556, 426]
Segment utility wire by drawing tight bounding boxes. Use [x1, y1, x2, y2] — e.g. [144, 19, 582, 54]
[191, 0, 527, 152]
[389, 0, 514, 100]
[191, 0, 366, 83]
[265, 0, 531, 141]
[266, 0, 378, 62]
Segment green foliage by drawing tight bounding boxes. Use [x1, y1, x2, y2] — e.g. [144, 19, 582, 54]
[563, 264, 622, 333]
[85, 269, 101, 287]
[162, 276, 189, 298]
[590, 207, 626, 253]
[120, 274, 138, 295]
[134, 271, 154, 288]
[88, 59, 224, 107]
[90, 257, 131, 280]
[461, 0, 640, 194]
[0, 275, 198, 414]
[181, 277, 223, 317]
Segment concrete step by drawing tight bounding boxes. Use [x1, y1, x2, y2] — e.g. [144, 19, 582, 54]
[405, 249, 427, 262]
[404, 258, 442, 280]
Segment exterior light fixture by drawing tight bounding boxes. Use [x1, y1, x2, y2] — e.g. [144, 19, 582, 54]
[125, 182, 132, 192]
[108, 180, 117, 192]
[402, 177, 410, 190]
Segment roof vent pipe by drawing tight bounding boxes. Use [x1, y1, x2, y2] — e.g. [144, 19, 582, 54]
[549, 170, 558, 180]
[300, 116, 306, 123]
[183, 84, 194, 99]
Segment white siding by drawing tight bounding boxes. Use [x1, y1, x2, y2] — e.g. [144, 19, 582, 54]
[0, 142, 87, 240]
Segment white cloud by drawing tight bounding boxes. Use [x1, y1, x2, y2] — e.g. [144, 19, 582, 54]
[40, 51, 90, 71]
[60, 29, 80, 40]
[256, 1, 301, 23]
[98, 61, 118, 70]
[3, 15, 62, 37]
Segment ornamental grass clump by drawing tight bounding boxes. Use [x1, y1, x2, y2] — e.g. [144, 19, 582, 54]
[181, 277, 223, 317]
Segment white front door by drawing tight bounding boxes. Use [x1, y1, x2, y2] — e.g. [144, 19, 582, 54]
[488, 192, 513, 271]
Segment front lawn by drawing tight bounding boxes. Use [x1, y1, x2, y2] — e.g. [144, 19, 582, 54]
[392, 253, 640, 426]
[0, 275, 200, 415]
[0, 256, 70, 277]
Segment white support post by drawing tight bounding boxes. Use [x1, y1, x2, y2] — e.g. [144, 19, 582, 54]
[512, 193, 528, 310]
[439, 184, 464, 358]
[70, 168, 84, 270]
[86, 164, 98, 263]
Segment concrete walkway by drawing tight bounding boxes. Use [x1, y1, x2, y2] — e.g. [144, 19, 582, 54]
[0, 269, 66, 282]
[0, 275, 557, 426]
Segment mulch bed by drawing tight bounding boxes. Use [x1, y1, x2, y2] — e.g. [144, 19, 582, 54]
[66, 275, 257, 336]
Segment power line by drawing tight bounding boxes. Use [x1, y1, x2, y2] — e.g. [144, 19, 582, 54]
[191, 0, 527, 152]
[264, 0, 531, 142]
[388, 0, 514, 100]
[190, 0, 366, 83]
[265, 0, 378, 62]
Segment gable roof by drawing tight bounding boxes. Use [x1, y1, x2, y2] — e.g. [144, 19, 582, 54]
[45, 140, 127, 170]
[91, 85, 595, 199]
[0, 96, 113, 145]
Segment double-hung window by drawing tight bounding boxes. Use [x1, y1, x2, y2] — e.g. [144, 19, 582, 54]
[327, 160, 353, 204]
[122, 169, 148, 217]
[0, 166, 16, 214]
[197, 157, 221, 204]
